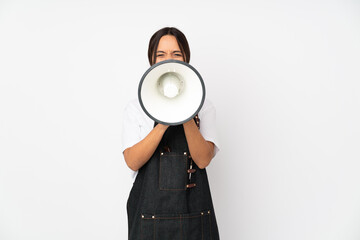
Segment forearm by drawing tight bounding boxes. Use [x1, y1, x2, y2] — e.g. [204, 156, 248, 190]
[123, 124, 168, 171]
[183, 120, 214, 169]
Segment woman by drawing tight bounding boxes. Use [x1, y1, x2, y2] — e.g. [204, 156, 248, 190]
[122, 27, 220, 240]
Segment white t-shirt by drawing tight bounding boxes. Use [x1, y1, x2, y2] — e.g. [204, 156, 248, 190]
[121, 98, 220, 181]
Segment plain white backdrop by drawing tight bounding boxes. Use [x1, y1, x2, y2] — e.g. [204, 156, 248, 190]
[1, 0, 359, 239]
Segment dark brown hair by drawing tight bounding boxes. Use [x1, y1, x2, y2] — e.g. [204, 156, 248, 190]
[148, 27, 190, 66]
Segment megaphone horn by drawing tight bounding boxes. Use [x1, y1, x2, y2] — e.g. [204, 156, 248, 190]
[138, 59, 205, 126]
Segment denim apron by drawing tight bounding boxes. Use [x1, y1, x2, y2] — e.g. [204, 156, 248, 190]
[127, 117, 220, 240]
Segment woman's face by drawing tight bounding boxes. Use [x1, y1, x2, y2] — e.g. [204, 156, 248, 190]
[154, 35, 184, 64]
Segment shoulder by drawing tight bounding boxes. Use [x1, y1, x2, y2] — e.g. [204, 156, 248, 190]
[199, 98, 216, 115]
[123, 98, 154, 128]
[123, 99, 143, 116]
[124, 98, 140, 111]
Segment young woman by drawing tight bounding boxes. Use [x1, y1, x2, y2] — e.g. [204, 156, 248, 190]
[122, 27, 220, 240]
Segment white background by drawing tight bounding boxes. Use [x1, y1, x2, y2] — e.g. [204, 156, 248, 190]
[1, 0, 360, 239]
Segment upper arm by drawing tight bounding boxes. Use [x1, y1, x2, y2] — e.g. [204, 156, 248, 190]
[199, 100, 220, 157]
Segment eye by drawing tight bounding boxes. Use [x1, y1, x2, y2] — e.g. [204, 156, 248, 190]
[156, 54, 164, 57]
[174, 53, 183, 57]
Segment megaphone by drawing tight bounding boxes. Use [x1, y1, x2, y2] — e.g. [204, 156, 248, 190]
[138, 59, 205, 126]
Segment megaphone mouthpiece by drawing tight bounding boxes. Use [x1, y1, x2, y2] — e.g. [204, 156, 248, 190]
[158, 72, 183, 99]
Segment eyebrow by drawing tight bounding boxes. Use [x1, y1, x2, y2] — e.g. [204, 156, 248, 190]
[156, 50, 182, 53]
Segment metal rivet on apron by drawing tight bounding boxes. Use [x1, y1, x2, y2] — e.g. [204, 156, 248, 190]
[208, 210, 211, 214]
[201, 212, 204, 215]
[184, 152, 187, 155]
[160, 152, 163, 156]
[141, 215, 144, 218]
[152, 215, 155, 219]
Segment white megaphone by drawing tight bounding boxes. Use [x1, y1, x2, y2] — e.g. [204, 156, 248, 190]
[138, 59, 205, 125]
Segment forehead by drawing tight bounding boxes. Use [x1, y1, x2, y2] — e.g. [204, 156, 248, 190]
[157, 35, 181, 51]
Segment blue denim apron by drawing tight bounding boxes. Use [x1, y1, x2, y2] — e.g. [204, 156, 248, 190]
[127, 117, 220, 239]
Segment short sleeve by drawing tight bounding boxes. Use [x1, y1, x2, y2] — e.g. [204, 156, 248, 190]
[198, 100, 220, 157]
[121, 101, 142, 154]
[121, 101, 142, 180]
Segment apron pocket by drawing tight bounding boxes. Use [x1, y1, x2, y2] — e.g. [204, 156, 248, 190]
[140, 210, 212, 240]
[159, 152, 187, 190]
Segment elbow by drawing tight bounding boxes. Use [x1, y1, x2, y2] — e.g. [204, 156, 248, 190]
[193, 149, 214, 169]
[123, 148, 140, 171]
[197, 164, 207, 170]
[126, 161, 139, 172]
[196, 142, 215, 169]
[196, 156, 212, 169]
